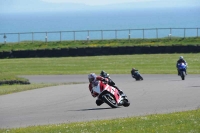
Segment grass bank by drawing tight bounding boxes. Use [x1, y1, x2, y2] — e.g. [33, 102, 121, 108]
[0, 53, 199, 132]
[0, 53, 199, 95]
[0, 37, 199, 51]
[1, 53, 199, 76]
[0, 82, 83, 95]
[0, 109, 199, 132]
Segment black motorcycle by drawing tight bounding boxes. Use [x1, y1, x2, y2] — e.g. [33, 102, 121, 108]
[131, 70, 143, 81]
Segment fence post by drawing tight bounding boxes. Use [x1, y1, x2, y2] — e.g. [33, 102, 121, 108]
[18, 33, 20, 44]
[115, 30, 117, 40]
[170, 28, 172, 35]
[87, 30, 90, 42]
[45, 32, 48, 43]
[184, 28, 186, 38]
[32, 32, 34, 43]
[169, 28, 172, 40]
[156, 28, 158, 39]
[73, 31, 76, 42]
[128, 29, 131, 42]
[3, 34, 6, 44]
[60, 31, 62, 42]
[101, 30, 103, 40]
[143, 29, 144, 39]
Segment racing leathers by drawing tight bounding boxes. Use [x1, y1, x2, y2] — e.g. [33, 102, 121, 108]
[131, 69, 138, 78]
[89, 76, 108, 106]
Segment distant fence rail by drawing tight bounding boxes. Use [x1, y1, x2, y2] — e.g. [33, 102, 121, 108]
[0, 28, 199, 44]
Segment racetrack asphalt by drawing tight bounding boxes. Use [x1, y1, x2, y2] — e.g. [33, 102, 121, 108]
[0, 74, 200, 128]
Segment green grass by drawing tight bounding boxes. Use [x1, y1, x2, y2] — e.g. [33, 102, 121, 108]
[0, 53, 200, 76]
[0, 53, 199, 132]
[0, 82, 83, 95]
[0, 53, 199, 95]
[0, 73, 28, 81]
[0, 37, 200, 51]
[0, 109, 199, 132]
[0, 38, 199, 132]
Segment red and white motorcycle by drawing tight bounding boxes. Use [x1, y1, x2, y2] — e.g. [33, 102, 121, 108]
[92, 80, 130, 108]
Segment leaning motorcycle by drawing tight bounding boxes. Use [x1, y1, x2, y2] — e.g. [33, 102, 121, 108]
[92, 80, 130, 108]
[132, 70, 143, 81]
[178, 63, 187, 80]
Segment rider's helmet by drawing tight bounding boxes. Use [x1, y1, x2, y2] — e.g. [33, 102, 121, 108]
[132, 68, 135, 71]
[88, 73, 97, 83]
[179, 56, 183, 60]
[100, 70, 105, 76]
[100, 70, 109, 78]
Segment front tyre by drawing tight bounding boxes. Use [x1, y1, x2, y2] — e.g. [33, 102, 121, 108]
[181, 71, 185, 80]
[123, 99, 130, 107]
[139, 75, 143, 80]
[102, 95, 118, 108]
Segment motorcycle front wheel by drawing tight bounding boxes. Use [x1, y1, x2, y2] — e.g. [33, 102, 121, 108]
[102, 95, 118, 108]
[139, 75, 143, 80]
[181, 71, 185, 80]
[123, 99, 130, 107]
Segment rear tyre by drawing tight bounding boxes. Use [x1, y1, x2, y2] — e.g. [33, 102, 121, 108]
[102, 95, 118, 108]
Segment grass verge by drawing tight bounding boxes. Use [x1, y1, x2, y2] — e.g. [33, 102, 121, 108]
[0, 109, 199, 132]
[0, 53, 199, 132]
[0, 82, 84, 96]
[0, 53, 199, 94]
[0, 53, 200, 76]
[0, 37, 199, 51]
[0, 73, 30, 85]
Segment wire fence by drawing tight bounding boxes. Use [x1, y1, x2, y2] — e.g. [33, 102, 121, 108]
[0, 28, 199, 44]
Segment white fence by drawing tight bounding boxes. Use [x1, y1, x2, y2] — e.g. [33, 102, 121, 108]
[0, 28, 199, 44]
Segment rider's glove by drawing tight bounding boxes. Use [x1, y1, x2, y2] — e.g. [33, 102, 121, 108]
[92, 92, 98, 97]
[102, 78, 108, 84]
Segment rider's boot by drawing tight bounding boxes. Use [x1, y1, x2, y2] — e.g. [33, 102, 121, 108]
[96, 99, 103, 106]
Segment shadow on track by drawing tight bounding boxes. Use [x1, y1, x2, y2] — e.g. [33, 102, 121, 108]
[191, 86, 200, 88]
[69, 107, 114, 111]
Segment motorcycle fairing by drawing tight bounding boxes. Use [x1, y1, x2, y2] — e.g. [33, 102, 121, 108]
[178, 63, 186, 71]
[92, 81, 122, 104]
[92, 83, 101, 94]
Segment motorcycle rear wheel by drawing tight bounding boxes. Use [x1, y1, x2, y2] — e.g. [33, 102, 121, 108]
[102, 95, 118, 108]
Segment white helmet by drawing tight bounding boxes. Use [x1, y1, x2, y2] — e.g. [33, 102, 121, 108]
[179, 56, 183, 59]
[88, 73, 97, 83]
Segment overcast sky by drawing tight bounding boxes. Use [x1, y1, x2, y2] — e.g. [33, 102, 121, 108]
[0, 0, 200, 13]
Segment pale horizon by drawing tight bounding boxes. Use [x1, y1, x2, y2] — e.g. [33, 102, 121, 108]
[0, 0, 200, 13]
[42, 0, 157, 6]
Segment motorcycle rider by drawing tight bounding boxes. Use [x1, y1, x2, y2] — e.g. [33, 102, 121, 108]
[88, 73, 123, 106]
[176, 56, 187, 75]
[100, 70, 124, 95]
[88, 73, 109, 106]
[131, 68, 138, 78]
[100, 70, 109, 78]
